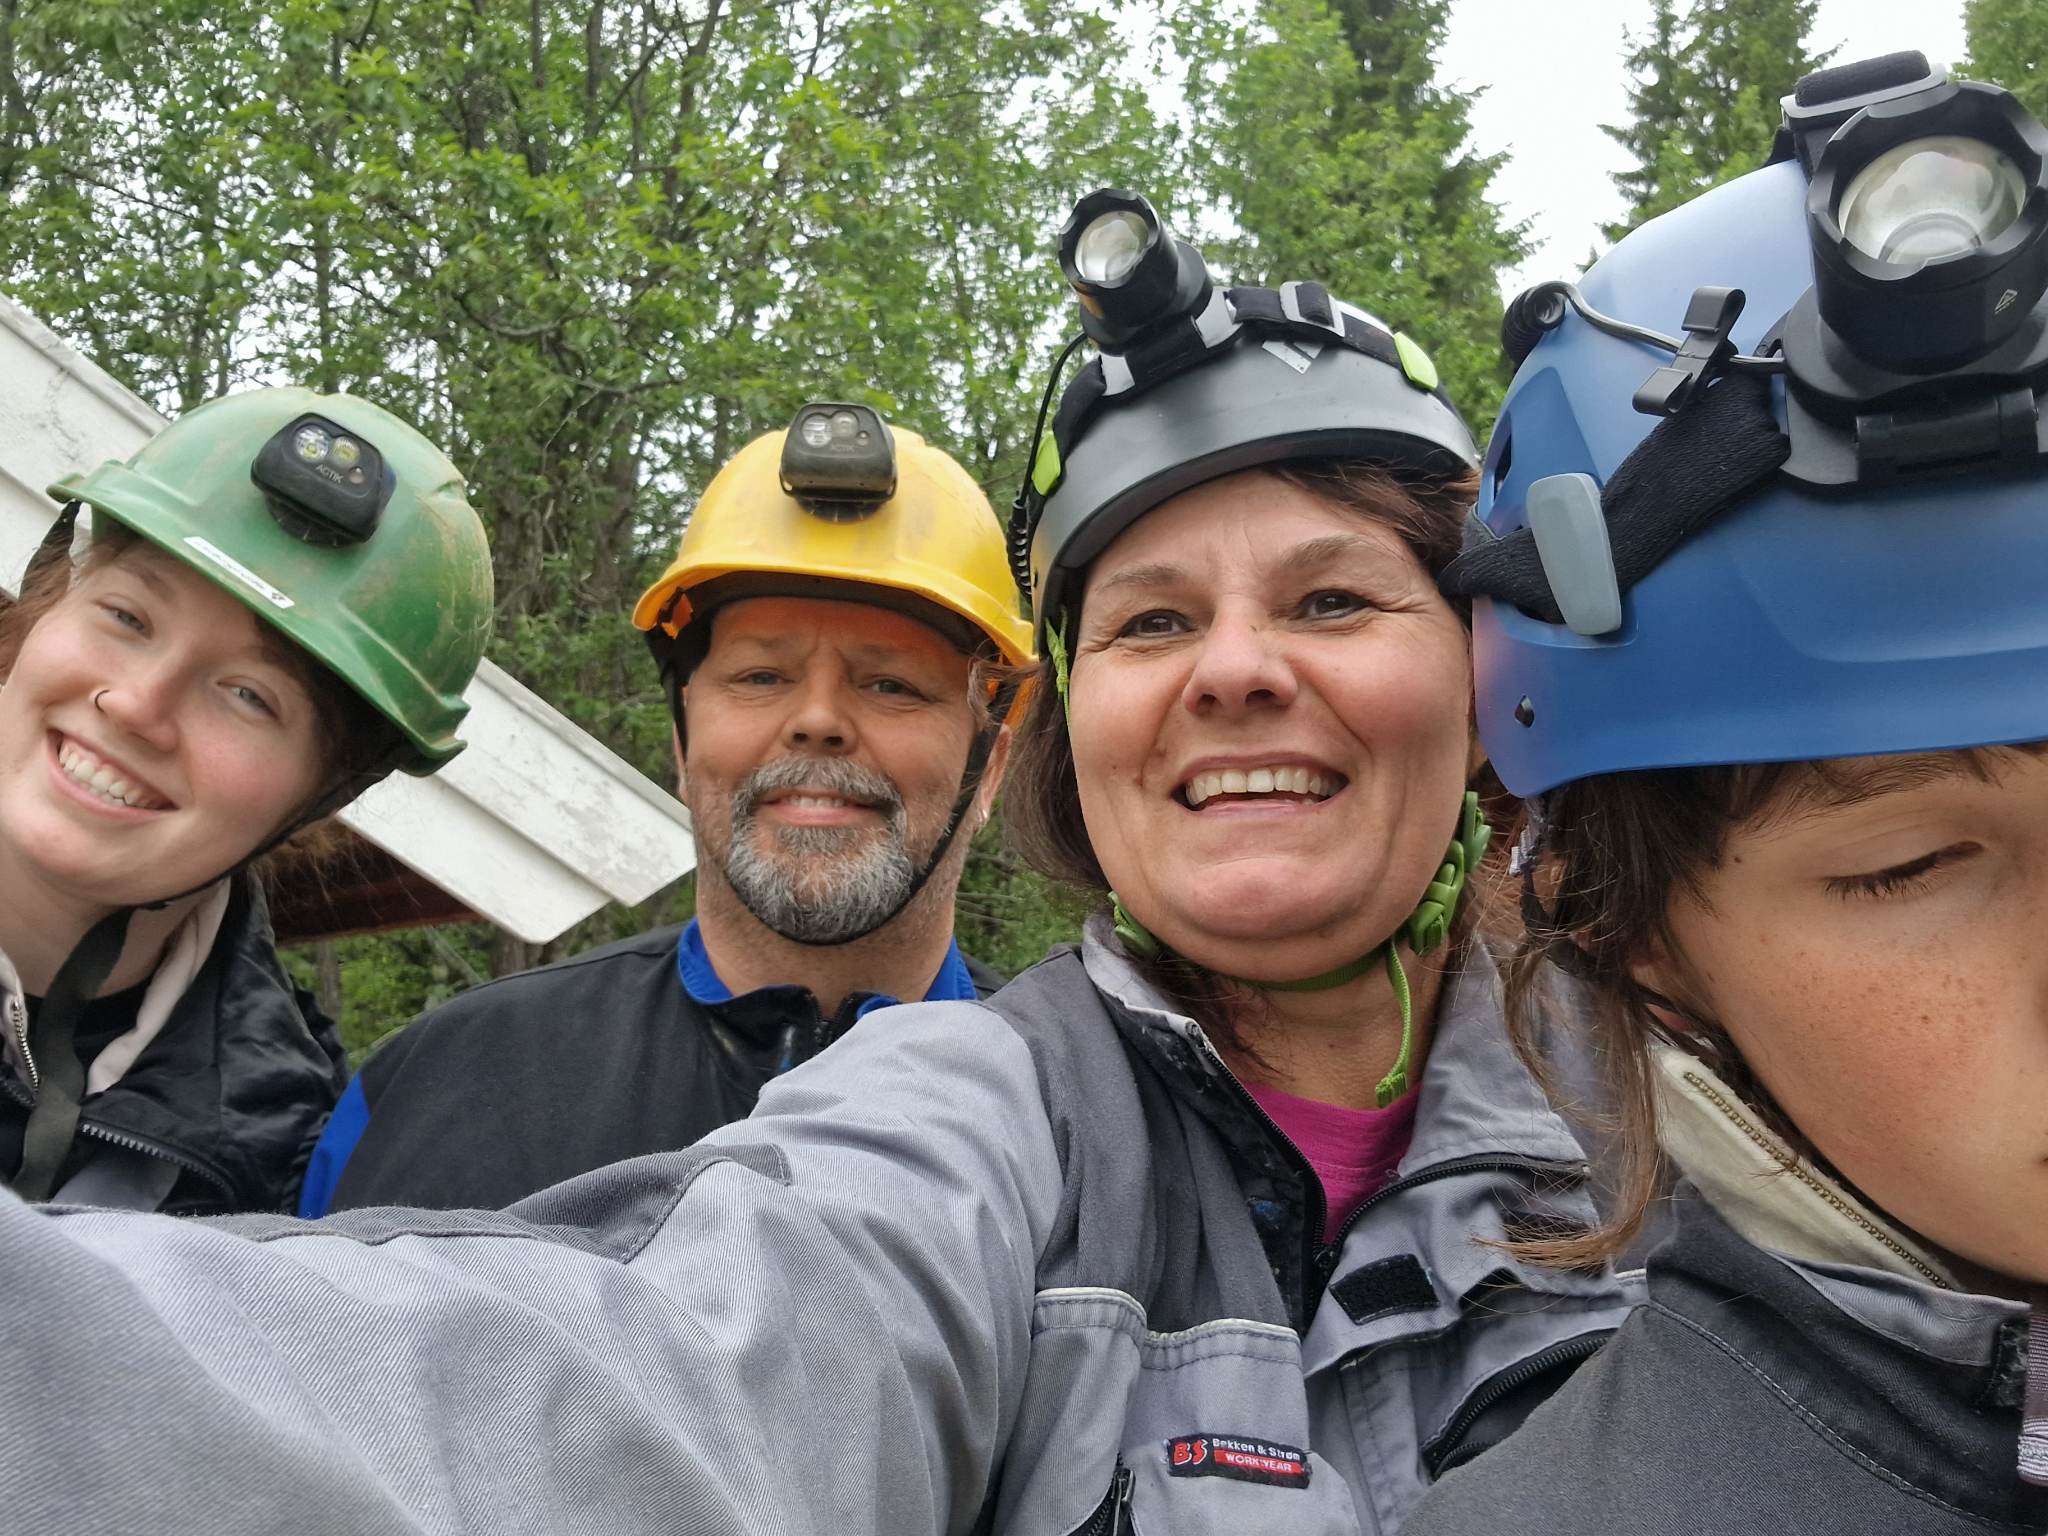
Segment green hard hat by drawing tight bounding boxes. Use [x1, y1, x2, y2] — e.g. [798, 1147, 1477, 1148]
[47, 387, 493, 773]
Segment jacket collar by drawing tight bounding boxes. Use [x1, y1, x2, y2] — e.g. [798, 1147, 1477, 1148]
[675, 917, 979, 1049]
[1652, 1042, 1956, 1290]
[1, 881, 231, 1100]
[1077, 912, 1584, 1177]
[1659, 1186, 2041, 1516]
[1653, 1043, 2048, 1493]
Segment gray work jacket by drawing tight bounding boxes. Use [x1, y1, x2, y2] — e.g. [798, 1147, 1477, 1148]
[0, 921, 1638, 1534]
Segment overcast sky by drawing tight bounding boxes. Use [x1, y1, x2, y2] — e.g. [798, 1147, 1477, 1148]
[1438, 0, 1970, 297]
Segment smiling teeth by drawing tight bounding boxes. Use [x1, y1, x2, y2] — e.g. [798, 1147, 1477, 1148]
[1184, 766, 1337, 808]
[57, 742, 166, 810]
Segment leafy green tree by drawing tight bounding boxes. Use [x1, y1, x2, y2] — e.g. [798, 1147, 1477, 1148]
[1177, 0, 1528, 427]
[1, 0, 1179, 1020]
[1965, 0, 2048, 120]
[1602, 0, 1831, 240]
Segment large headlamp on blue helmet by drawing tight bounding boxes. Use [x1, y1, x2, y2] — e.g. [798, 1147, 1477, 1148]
[1447, 52, 2048, 799]
[1009, 187, 1478, 651]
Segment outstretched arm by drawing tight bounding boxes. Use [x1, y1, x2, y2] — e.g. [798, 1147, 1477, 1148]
[0, 999, 1056, 1536]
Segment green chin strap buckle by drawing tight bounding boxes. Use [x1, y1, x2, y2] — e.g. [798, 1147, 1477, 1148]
[1111, 791, 1491, 1108]
[1045, 614, 1074, 725]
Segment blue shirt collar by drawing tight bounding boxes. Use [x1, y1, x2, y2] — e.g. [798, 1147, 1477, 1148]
[675, 917, 978, 1015]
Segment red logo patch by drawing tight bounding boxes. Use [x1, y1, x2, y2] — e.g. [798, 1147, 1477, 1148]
[1165, 1433, 1311, 1489]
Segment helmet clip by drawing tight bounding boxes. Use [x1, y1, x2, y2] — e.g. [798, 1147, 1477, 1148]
[1633, 286, 1745, 417]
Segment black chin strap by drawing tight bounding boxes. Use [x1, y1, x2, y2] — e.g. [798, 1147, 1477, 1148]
[12, 908, 132, 1200]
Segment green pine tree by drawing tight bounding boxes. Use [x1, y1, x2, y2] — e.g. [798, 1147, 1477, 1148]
[1965, 0, 2048, 121]
[1179, 0, 1529, 427]
[1602, 0, 1832, 240]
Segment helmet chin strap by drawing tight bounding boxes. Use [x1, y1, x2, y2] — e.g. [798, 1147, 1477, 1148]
[1049, 616, 1490, 1106]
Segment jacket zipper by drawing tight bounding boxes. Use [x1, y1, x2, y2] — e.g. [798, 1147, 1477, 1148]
[1327, 1152, 1584, 1252]
[75, 1120, 234, 1206]
[5, 993, 37, 1101]
[4, 998, 230, 1203]
[1069, 1459, 1132, 1536]
[1680, 1070, 1951, 1290]
[1420, 1331, 1609, 1479]
[1195, 1037, 1331, 1326]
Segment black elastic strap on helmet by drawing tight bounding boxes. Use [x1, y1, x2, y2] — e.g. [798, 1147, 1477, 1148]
[12, 908, 132, 1200]
[1440, 370, 1789, 622]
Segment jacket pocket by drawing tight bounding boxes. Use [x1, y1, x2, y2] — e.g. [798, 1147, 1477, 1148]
[1421, 1329, 1609, 1478]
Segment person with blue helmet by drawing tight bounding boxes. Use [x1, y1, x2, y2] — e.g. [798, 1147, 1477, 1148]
[1412, 52, 2048, 1533]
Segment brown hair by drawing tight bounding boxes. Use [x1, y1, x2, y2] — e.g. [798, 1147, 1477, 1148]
[1004, 457, 1489, 1051]
[0, 525, 397, 835]
[1501, 746, 2042, 1269]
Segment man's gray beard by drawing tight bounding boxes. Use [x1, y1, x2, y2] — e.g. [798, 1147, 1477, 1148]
[715, 756, 921, 945]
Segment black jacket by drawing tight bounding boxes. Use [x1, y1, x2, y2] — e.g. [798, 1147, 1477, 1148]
[1, 874, 347, 1214]
[1407, 1186, 2048, 1535]
[312, 922, 1002, 1213]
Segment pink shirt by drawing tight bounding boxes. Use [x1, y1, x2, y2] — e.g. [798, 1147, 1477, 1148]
[1245, 1081, 1420, 1243]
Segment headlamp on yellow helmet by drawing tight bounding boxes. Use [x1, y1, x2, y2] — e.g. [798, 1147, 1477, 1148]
[780, 402, 896, 520]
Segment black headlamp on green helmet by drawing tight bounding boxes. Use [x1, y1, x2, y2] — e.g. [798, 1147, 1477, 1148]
[1008, 187, 1482, 653]
[45, 387, 494, 780]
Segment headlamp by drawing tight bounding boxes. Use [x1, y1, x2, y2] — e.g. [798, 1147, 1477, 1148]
[1800, 76, 2048, 375]
[1057, 189, 1211, 350]
[1836, 135, 2027, 264]
[779, 401, 896, 520]
[252, 412, 394, 544]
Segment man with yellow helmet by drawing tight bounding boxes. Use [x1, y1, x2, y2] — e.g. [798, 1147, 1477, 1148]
[298, 405, 1031, 1213]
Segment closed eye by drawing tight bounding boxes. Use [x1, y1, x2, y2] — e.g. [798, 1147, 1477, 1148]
[1823, 844, 1974, 901]
[226, 682, 279, 719]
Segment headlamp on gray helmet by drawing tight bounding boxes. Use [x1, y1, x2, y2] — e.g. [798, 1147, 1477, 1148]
[1010, 188, 1478, 651]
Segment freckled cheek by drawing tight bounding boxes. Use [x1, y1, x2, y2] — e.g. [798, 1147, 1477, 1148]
[1732, 946, 2006, 1168]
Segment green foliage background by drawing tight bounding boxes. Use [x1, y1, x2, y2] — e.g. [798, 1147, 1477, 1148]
[17, 0, 2013, 1059]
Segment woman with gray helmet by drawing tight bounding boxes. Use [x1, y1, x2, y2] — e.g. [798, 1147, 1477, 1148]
[0, 388, 492, 1213]
[0, 213, 1626, 1535]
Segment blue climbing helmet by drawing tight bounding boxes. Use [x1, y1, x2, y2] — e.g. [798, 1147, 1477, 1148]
[1448, 52, 2048, 797]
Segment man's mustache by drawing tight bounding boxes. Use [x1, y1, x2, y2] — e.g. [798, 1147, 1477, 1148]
[734, 756, 905, 824]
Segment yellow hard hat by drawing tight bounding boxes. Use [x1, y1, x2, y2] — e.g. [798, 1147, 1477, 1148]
[634, 406, 1033, 678]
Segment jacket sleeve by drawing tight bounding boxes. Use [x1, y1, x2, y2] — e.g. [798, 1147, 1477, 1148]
[0, 999, 1058, 1536]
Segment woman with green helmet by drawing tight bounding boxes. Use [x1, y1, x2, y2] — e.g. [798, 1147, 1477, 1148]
[0, 386, 492, 1213]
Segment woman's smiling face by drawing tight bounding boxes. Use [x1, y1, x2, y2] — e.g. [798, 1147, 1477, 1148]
[1066, 469, 1476, 984]
[0, 542, 328, 911]
[1640, 746, 2048, 1283]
